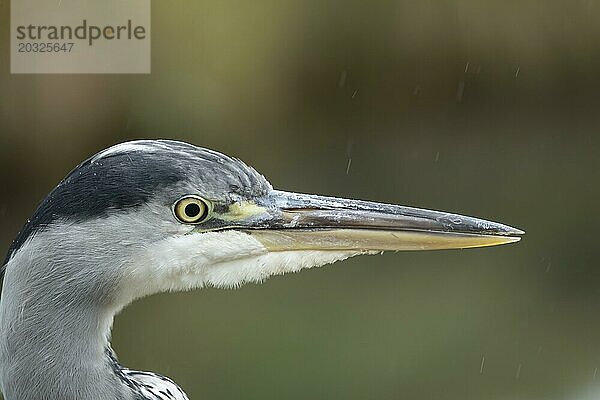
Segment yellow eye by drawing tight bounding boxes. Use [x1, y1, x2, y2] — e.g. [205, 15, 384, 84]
[173, 196, 211, 224]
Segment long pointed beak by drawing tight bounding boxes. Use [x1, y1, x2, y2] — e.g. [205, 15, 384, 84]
[233, 190, 524, 252]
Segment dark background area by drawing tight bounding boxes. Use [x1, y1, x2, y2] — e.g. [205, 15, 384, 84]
[1, 1, 599, 399]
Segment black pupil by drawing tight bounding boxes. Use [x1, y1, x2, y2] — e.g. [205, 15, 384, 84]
[184, 202, 201, 218]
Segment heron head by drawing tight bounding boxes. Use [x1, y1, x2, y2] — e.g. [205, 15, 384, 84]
[3, 140, 523, 305]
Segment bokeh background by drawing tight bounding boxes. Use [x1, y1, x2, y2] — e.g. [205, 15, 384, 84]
[1, 1, 599, 399]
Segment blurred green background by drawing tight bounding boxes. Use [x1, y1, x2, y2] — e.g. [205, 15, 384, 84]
[1, 1, 599, 399]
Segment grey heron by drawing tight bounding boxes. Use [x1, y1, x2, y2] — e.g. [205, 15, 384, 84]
[0, 140, 523, 400]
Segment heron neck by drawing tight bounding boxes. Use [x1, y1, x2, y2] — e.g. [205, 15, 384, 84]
[0, 255, 135, 400]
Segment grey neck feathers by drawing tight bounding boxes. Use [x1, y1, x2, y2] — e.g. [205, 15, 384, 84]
[0, 236, 136, 400]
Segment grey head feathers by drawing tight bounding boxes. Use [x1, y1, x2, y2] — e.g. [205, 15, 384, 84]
[2, 140, 271, 269]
